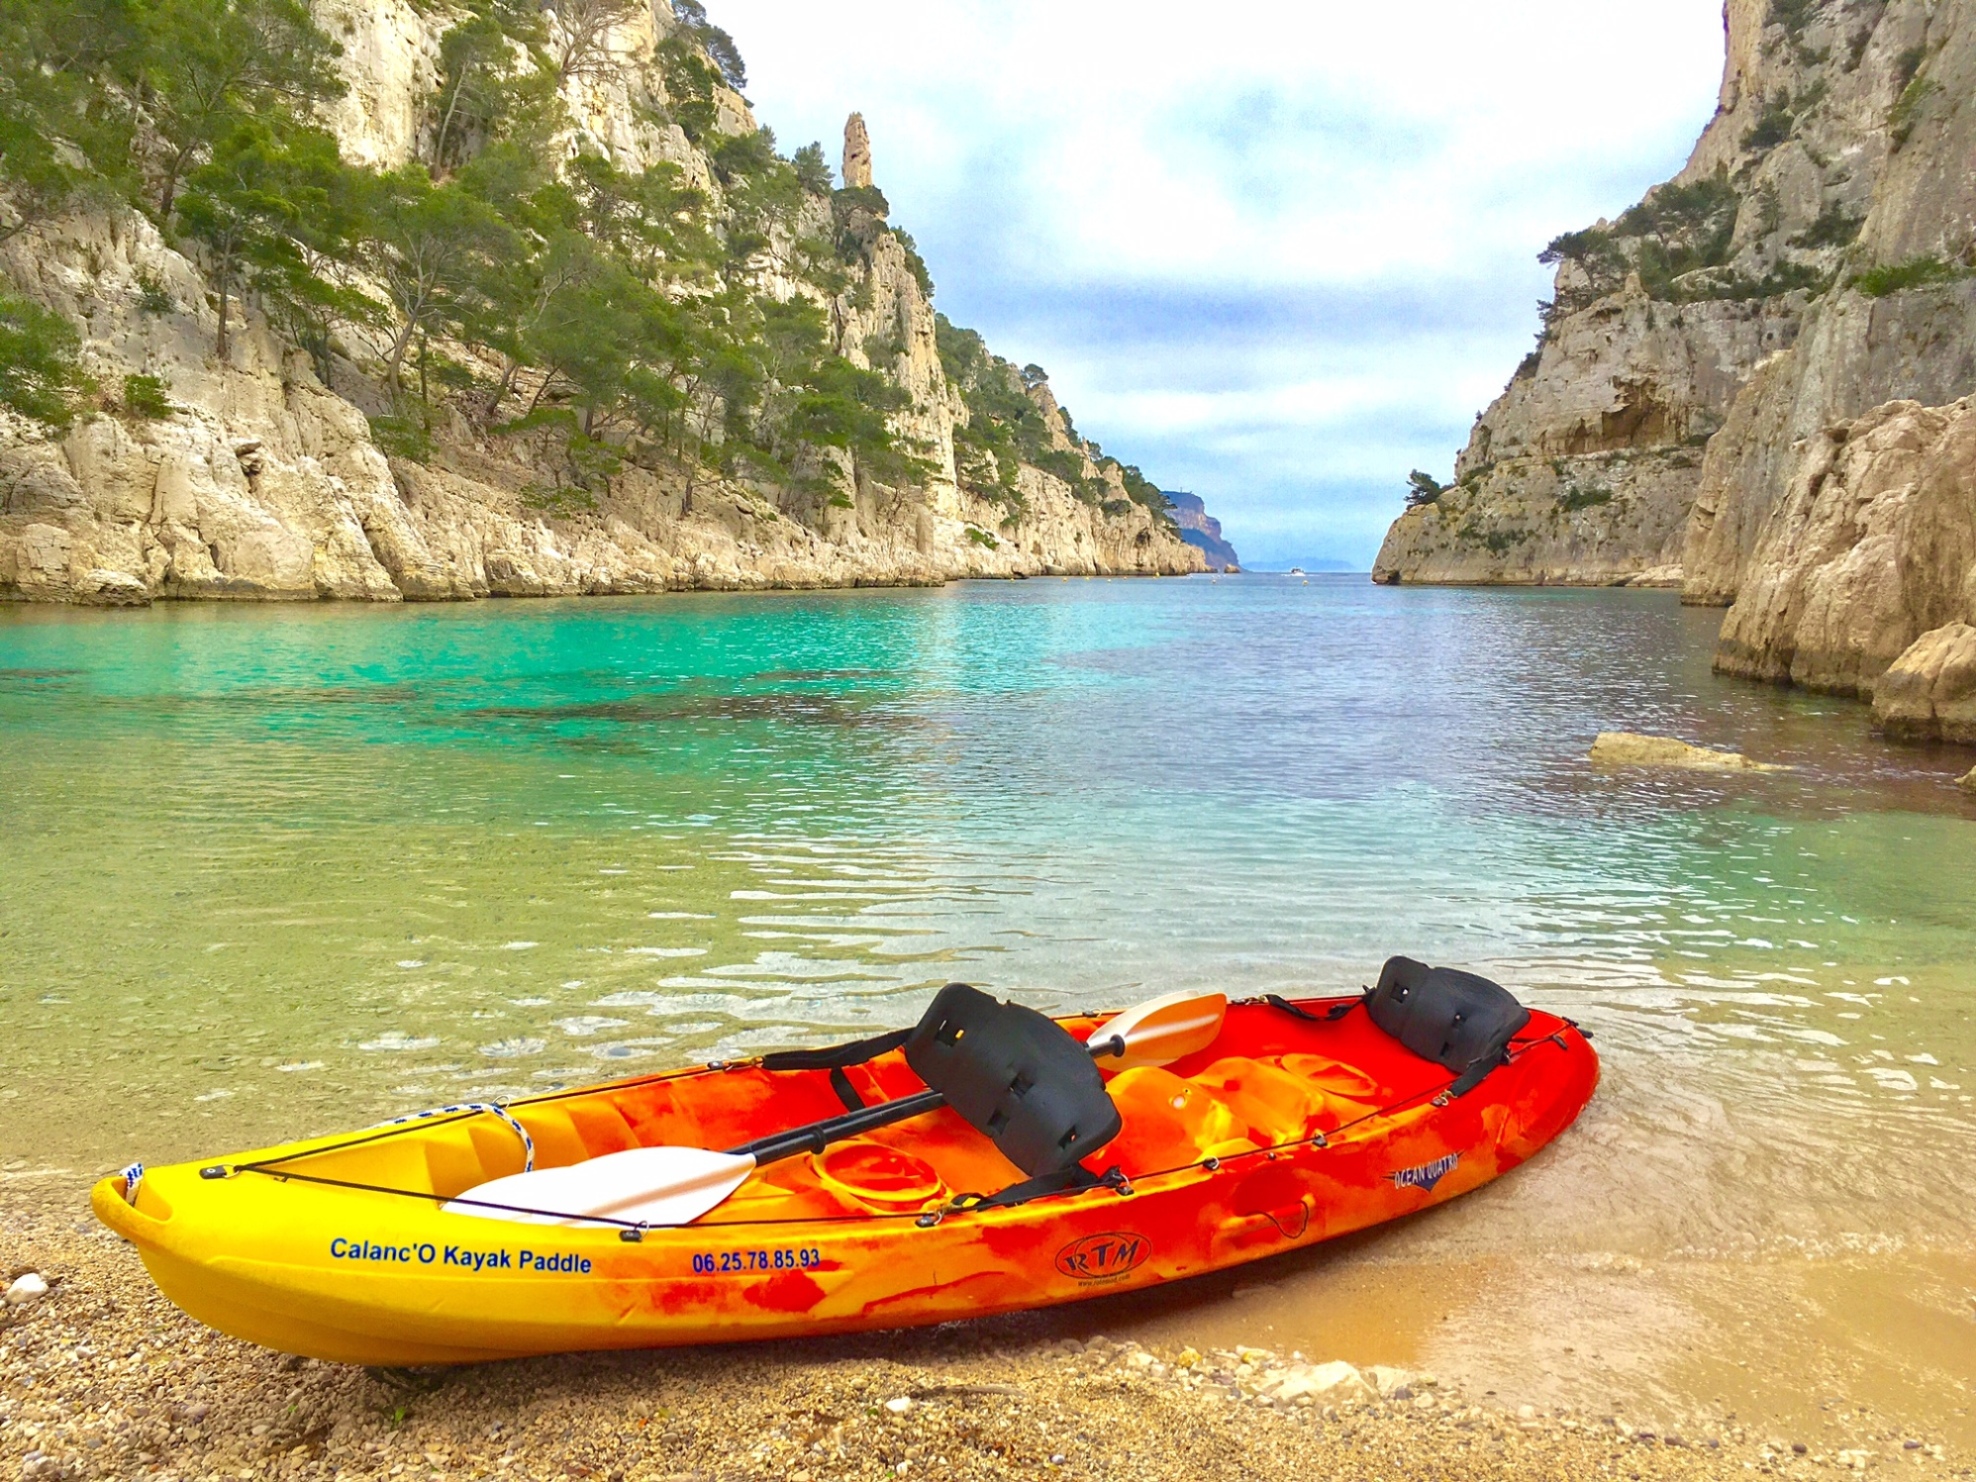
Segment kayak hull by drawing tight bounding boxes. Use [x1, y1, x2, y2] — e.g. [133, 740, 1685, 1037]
[92, 998, 1597, 1365]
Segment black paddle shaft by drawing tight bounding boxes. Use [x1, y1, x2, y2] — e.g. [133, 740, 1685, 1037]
[727, 1088, 946, 1167]
[724, 988, 1131, 1172]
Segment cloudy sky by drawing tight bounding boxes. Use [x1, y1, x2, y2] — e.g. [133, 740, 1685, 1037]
[716, 1, 1729, 569]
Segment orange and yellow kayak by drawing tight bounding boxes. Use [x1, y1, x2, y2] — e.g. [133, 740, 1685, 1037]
[92, 994, 1597, 1365]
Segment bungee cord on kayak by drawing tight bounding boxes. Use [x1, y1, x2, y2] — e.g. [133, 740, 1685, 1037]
[206, 1011, 1587, 1236]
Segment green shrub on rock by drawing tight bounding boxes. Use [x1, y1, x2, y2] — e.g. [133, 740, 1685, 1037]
[0, 294, 88, 429]
[1405, 470, 1446, 509]
[1853, 257, 1964, 297]
[120, 374, 179, 420]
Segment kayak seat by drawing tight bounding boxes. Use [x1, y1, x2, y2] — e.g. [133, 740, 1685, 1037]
[1366, 956, 1532, 1097]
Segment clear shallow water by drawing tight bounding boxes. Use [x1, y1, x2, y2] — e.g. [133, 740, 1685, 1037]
[2, 578, 1973, 1275]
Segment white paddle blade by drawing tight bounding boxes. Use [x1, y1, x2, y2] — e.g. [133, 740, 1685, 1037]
[1089, 990, 1227, 1072]
[443, 1147, 758, 1228]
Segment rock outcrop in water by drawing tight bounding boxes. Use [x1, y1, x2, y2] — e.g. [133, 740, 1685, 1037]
[1376, 0, 1976, 724]
[1713, 395, 1976, 699]
[1872, 617, 1976, 743]
[1588, 731, 1790, 773]
[0, 2, 1203, 605]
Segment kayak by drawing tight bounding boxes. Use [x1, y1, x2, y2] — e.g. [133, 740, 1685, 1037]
[92, 978, 1597, 1366]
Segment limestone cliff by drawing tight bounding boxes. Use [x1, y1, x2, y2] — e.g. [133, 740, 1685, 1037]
[1375, 0, 1974, 603]
[1693, 0, 1976, 710]
[1713, 396, 1976, 696]
[0, 2, 1202, 605]
[1162, 491, 1239, 571]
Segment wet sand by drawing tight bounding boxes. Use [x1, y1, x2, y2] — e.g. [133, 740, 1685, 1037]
[1108, 1241, 1976, 1450]
[4, 1180, 1966, 1482]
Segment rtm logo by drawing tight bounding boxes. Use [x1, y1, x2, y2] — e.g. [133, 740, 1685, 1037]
[1387, 1154, 1460, 1193]
[1054, 1232, 1149, 1282]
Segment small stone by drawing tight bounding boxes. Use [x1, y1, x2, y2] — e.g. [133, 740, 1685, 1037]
[1271, 1361, 1373, 1406]
[21, 1453, 65, 1480]
[1905, 1440, 1924, 1450]
[1368, 1365, 1416, 1398]
[1793, 1442, 1808, 1455]
[1175, 1347, 1202, 1368]
[6, 1272, 49, 1305]
[884, 1396, 912, 1414]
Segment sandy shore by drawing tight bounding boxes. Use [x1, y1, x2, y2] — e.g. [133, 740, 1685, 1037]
[3, 1182, 1964, 1482]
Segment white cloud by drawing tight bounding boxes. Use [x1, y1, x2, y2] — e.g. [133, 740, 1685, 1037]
[715, 0, 1728, 566]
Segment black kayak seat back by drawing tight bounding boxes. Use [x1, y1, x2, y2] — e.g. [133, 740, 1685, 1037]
[903, 983, 1123, 1177]
[1365, 956, 1531, 1097]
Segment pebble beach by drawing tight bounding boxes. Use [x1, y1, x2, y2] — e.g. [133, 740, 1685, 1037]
[4, 1181, 1965, 1482]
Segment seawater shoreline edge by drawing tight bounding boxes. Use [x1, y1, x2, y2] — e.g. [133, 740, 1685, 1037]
[2, 1178, 1962, 1482]
[0, 565, 1206, 611]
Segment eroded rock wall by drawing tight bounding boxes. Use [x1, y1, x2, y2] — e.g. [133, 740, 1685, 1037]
[1712, 396, 1976, 696]
[1693, 0, 1976, 711]
[1687, 0, 1976, 612]
[1376, 0, 1969, 593]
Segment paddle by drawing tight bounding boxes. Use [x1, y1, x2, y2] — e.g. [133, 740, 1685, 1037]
[445, 988, 1226, 1230]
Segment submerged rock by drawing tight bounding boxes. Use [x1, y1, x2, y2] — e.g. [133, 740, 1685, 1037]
[1589, 732, 1789, 773]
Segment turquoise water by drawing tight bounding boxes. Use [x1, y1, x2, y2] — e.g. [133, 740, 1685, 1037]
[2, 577, 1973, 1264]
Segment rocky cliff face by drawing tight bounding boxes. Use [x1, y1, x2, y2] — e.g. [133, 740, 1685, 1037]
[0, 2, 1202, 606]
[1377, 0, 1976, 736]
[1713, 395, 1976, 695]
[1375, 0, 1976, 611]
[1162, 491, 1239, 571]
